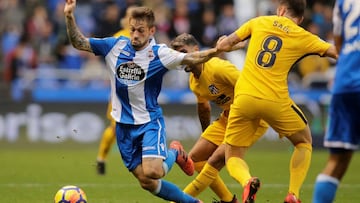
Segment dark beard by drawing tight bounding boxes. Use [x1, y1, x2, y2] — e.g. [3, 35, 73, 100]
[131, 40, 147, 50]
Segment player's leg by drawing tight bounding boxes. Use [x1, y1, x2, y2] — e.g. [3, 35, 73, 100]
[96, 102, 116, 174]
[189, 112, 228, 167]
[185, 144, 232, 200]
[96, 120, 116, 175]
[185, 118, 267, 203]
[285, 125, 312, 202]
[225, 96, 262, 203]
[313, 93, 360, 203]
[312, 150, 353, 203]
[132, 160, 201, 203]
[140, 118, 200, 202]
[117, 119, 201, 203]
[273, 100, 312, 202]
[190, 138, 216, 195]
[185, 115, 235, 202]
[189, 136, 218, 172]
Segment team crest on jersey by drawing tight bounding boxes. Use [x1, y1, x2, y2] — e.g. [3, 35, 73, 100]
[208, 84, 219, 94]
[116, 62, 145, 85]
[148, 50, 155, 59]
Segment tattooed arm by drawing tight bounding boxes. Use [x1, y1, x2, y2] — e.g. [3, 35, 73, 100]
[216, 33, 242, 52]
[64, 0, 93, 52]
[181, 47, 218, 66]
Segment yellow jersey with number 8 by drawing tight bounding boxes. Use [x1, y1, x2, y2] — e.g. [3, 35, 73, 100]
[234, 15, 331, 101]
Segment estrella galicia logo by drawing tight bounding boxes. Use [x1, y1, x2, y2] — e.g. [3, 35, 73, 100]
[208, 84, 219, 94]
[116, 62, 145, 85]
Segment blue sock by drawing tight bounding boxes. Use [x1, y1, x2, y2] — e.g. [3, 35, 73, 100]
[313, 174, 339, 203]
[163, 149, 177, 175]
[154, 179, 199, 203]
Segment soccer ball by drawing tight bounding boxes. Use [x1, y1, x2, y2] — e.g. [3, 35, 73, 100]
[54, 185, 87, 203]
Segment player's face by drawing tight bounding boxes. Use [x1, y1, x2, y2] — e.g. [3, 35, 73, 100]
[129, 19, 155, 50]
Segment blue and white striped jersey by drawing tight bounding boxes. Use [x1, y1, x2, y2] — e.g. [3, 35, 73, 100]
[332, 0, 360, 94]
[90, 36, 186, 124]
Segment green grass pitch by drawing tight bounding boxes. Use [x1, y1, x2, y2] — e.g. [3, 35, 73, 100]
[0, 139, 359, 203]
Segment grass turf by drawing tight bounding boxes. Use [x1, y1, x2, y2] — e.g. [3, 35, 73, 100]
[0, 139, 359, 203]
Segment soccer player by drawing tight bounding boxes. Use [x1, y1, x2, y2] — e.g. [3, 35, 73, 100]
[96, 6, 135, 175]
[64, 1, 218, 202]
[170, 33, 268, 203]
[96, 101, 116, 175]
[215, 0, 338, 202]
[312, 0, 360, 202]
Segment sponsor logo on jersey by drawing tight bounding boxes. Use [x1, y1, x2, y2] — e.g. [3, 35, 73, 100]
[116, 62, 145, 84]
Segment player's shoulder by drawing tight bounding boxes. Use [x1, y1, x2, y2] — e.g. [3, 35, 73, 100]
[206, 57, 239, 74]
[115, 35, 130, 41]
[207, 57, 236, 68]
[91, 36, 127, 50]
[206, 57, 224, 69]
[245, 15, 280, 30]
[112, 36, 131, 48]
[155, 43, 175, 54]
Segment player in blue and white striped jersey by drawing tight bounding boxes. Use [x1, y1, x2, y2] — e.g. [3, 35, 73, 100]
[313, 0, 359, 202]
[64, 1, 218, 203]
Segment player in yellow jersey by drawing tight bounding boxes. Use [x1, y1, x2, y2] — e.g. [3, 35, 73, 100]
[216, 0, 338, 202]
[96, 6, 135, 175]
[171, 33, 268, 203]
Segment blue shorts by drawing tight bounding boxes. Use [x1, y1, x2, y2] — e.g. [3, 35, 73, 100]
[325, 92, 360, 151]
[116, 117, 168, 171]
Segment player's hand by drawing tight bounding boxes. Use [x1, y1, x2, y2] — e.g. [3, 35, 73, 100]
[216, 35, 227, 46]
[64, 0, 76, 16]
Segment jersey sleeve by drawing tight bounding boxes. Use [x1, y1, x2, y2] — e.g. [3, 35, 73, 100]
[158, 45, 186, 70]
[234, 18, 254, 41]
[303, 33, 332, 56]
[89, 37, 119, 56]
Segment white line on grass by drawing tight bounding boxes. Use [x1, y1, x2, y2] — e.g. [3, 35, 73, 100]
[1, 183, 360, 188]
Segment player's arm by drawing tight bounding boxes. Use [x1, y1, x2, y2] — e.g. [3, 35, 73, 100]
[230, 40, 248, 51]
[181, 48, 218, 66]
[216, 33, 242, 52]
[324, 44, 338, 60]
[217, 35, 247, 51]
[64, 0, 93, 53]
[197, 102, 211, 131]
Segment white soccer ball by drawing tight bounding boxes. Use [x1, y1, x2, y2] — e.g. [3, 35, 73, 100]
[54, 185, 87, 203]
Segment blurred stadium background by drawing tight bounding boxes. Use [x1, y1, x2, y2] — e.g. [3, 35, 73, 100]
[0, 0, 337, 144]
[1, 0, 359, 203]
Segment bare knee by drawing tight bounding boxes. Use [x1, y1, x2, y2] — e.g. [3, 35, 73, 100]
[208, 145, 226, 170]
[143, 166, 164, 179]
[287, 125, 312, 146]
[132, 164, 160, 192]
[142, 158, 165, 179]
[137, 175, 158, 191]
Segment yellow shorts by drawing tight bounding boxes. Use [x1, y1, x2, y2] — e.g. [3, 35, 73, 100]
[203, 110, 268, 146]
[225, 94, 307, 147]
[201, 111, 228, 146]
